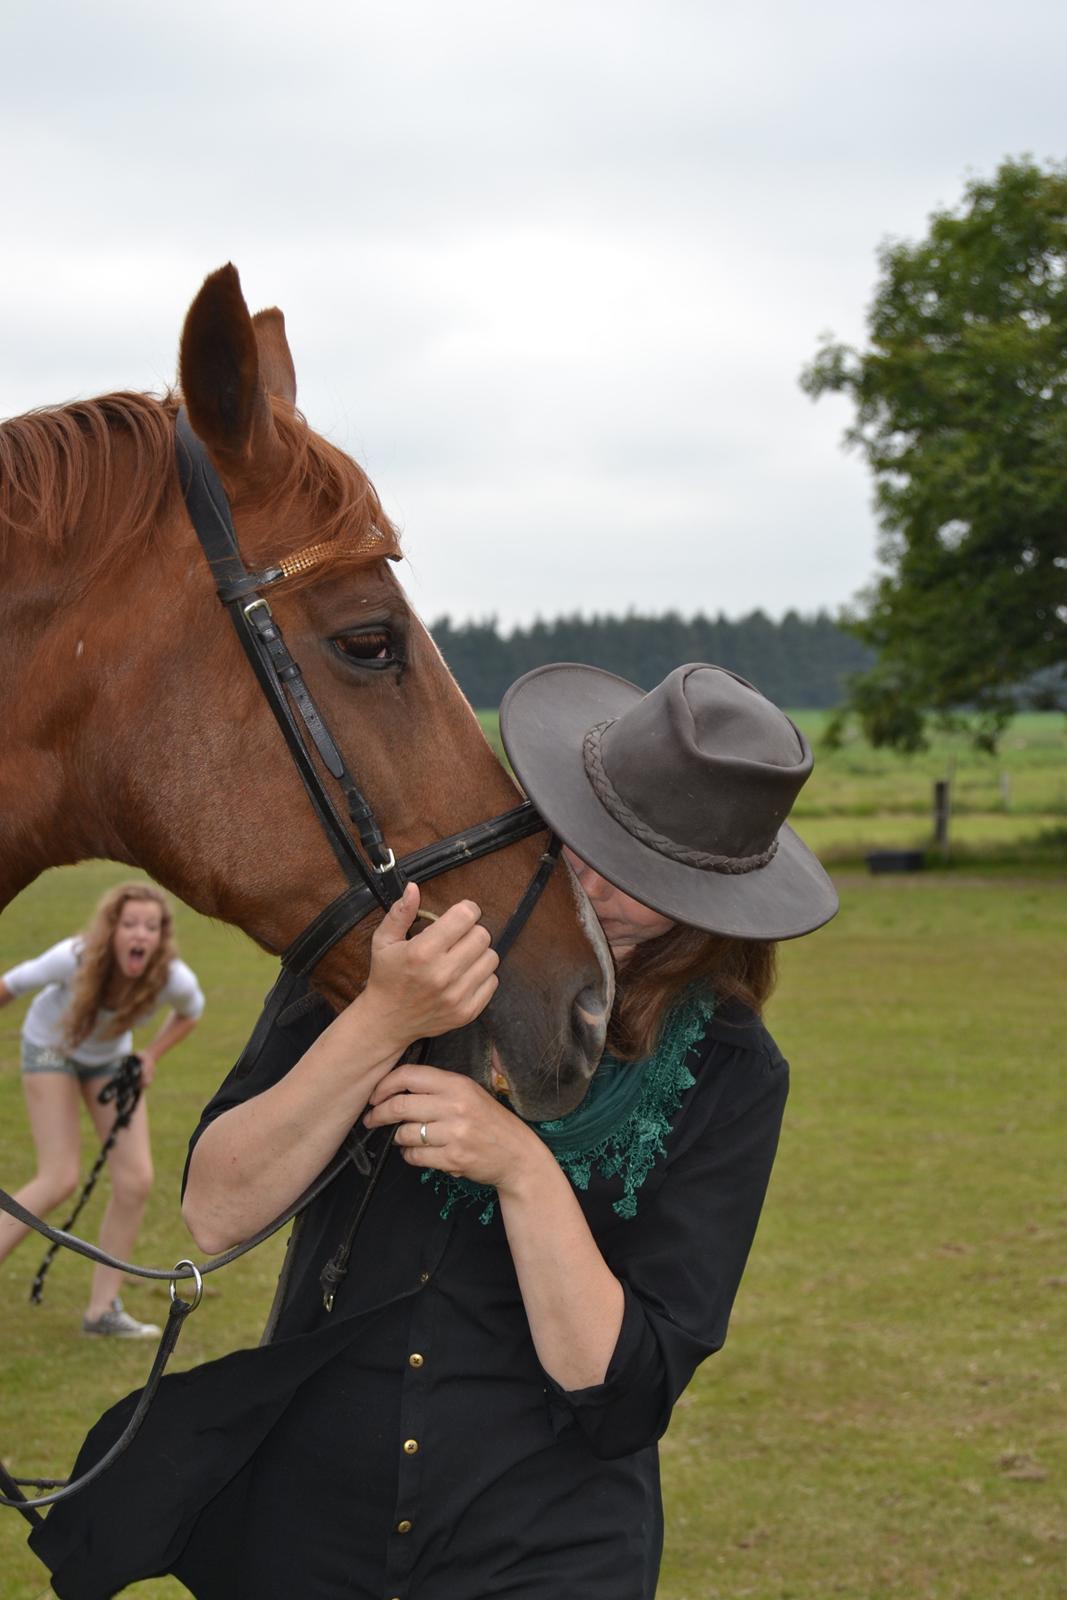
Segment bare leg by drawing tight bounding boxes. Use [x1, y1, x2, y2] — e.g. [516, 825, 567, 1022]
[0, 1071, 83, 1265]
[82, 1082, 155, 1318]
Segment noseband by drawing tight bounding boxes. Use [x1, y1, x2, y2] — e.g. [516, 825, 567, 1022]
[175, 407, 559, 977]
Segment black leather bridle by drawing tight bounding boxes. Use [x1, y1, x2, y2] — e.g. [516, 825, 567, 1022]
[174, 406, 561, 981]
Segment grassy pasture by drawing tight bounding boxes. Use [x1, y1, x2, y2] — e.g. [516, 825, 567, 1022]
[1, 722, 1065, 1596]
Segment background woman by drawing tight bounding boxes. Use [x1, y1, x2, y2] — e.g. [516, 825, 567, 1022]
[34, 664, 836, 1598]
[0, 882, 204, 1336]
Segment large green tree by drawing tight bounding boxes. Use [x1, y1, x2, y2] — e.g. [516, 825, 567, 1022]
[802, 157, 1067, 750]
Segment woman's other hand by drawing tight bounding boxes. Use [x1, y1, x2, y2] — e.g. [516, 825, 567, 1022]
[134, 1050, 157, 1086]
[357, 884, 500, 1051]
[364, 1063, 547, 1193]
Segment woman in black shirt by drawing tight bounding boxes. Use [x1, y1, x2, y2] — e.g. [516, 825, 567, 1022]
[33, 663, 837, 1599]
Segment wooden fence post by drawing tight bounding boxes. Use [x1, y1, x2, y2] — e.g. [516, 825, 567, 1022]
[933, 779, 951, 851]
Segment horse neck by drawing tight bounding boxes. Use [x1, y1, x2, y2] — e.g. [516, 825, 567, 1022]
[0, 433, 174, 909]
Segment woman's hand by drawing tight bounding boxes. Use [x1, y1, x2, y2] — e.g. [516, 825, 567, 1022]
[356, 884, 500, 1056]
[367, 1059, 627, 1392]
[364, 1063, 548, 1192]
[134, 1050, 157, 1087]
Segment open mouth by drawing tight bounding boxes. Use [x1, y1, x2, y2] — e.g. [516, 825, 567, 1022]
[125, 945, 148, 971]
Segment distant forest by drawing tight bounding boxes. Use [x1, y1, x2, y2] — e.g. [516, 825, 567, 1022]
[429, 610, 874, 709]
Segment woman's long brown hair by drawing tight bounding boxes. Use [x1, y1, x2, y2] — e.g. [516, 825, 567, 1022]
[64, 883, 177, 1049]
[607, 922, 778, 1062]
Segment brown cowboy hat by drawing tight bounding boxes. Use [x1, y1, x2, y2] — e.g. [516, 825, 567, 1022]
[500, 662, 839, 941]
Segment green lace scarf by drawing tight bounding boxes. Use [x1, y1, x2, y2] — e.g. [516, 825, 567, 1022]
[421, 989, 715, 1225]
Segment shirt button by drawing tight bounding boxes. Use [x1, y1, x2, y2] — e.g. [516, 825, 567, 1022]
[396, 1519, 413, 1534]
[419, 1271, 430, 1284]
[403, 1439, 419, 1455]
[408, 1353, 424, 1368]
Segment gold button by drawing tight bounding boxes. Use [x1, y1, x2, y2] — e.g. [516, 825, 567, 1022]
[419, 1271, 430, 1284]
[403, 1438, 419, 1455]
[396, 1519, 413, 1534]
[408, 1353, 424, 1368]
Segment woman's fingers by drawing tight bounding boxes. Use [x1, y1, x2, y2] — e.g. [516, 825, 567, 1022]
[365, 1092, 441, 1128]
[404, 899, 486, 957]
[365, 896, 498, 1034]
[367, 1062, 455, 1106]
[407, 917, 496, 989]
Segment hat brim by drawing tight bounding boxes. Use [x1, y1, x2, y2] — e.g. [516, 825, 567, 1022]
[500, 663, 839, 941]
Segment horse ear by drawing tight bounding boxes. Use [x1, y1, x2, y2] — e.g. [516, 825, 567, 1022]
[179, 263, 277, 466]
[252, 308, 298, 408]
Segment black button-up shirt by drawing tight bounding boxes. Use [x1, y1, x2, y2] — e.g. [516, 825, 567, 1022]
[33, 987, 787, 1600]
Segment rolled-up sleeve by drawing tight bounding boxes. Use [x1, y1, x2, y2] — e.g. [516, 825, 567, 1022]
[163, 959, 206, 1021]
[547, 1039, 788, 1459]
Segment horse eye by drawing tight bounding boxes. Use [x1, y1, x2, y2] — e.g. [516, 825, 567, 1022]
[333, 629, 396, 666]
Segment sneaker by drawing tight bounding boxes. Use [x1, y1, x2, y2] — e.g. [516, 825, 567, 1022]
[82, 1298, 161, 1339]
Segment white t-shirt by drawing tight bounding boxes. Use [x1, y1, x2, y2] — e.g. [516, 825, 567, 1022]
[3, 937, 205, 1066]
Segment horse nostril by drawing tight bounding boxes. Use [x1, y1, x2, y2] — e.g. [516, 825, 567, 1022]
[572, 982, 609, 1069]
[573, 983, 607, 1030]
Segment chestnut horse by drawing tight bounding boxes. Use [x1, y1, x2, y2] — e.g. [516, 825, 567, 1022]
[0, 264, 611, 1121]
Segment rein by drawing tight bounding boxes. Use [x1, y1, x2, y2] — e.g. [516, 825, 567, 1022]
[0, 410, 562, 1519]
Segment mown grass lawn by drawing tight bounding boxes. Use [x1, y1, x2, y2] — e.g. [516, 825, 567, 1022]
[660, 873, 1067, 1599]
[1, 849, 1064, 1595]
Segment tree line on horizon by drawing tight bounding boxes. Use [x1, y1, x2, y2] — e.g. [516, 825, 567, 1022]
[429, 609, 873, 709]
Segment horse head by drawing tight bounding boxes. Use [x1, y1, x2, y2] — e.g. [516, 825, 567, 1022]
[0, 264, 612, 1119]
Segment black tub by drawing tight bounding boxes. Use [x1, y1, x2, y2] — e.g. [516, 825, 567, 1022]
[866, 849, 926, 874]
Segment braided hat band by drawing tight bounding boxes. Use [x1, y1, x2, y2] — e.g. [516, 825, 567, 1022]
[582, 722, 779, 876]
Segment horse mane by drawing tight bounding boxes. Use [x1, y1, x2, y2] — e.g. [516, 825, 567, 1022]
[0, 390, 399, 585]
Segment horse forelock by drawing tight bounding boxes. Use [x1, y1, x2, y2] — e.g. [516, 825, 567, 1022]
[0, 389, 401, 587]
[257, 401, 402, 587]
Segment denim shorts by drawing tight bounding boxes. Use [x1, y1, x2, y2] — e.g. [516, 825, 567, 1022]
[20, 1038, 122, 1082]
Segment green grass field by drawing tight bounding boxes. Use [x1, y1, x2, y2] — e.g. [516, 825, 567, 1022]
[1, 717, 1065, 1597]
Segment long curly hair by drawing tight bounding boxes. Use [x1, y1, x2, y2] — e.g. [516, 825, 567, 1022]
[63, 883, 177, 1049]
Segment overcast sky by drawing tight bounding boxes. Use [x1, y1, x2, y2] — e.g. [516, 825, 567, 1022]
[2, 0, 1064, 628]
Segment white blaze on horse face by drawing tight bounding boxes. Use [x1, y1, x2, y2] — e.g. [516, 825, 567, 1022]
[112, 900, 164, 979]
[561, 856, 615, 1009]
[562, 848, 674, 966]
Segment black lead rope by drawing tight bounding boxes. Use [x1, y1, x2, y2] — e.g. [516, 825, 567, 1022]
[28, 1055, 143, 1306]
[0, 834, 565, 1512]
[317, 1039, 431, 1314]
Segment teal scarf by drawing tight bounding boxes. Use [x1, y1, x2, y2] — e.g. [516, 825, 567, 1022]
[421, 990, 715, 1225]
